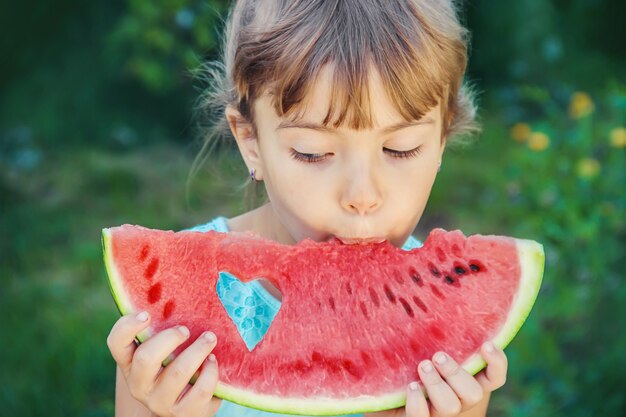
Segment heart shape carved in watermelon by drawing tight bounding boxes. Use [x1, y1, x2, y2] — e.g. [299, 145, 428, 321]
[215, 271, 281, 351]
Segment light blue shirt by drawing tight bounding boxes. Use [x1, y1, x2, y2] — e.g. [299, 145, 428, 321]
[187, 216, 422, 417]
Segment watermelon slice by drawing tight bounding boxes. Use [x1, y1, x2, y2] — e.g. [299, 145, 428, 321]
[102, 225, 544, 415]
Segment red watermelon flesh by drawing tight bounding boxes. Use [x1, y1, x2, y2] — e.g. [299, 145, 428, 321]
[102, 225, 544, 415]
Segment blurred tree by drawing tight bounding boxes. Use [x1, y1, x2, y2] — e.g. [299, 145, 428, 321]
[464, 0, 626, 88]
[108, 0, 230, 93]
[1, 0, 624, 146]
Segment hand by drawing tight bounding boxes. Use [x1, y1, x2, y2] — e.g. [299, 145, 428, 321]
[107, 311, 222, 417]
[366, 341, 507, 417]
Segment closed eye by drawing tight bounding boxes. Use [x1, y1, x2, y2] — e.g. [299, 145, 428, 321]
[289, 145, 423, 163]
[289, 149, 328, 163]
[383, 146, 423, 159]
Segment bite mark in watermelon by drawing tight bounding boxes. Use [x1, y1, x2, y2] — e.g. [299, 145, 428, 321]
[102, 226, 544, 415]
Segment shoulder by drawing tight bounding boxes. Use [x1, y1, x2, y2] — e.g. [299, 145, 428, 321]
[184, 216, 230, 233]
[402, 234, 423, 251]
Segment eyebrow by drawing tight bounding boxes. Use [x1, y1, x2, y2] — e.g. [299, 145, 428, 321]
[276, 117, 435, 135]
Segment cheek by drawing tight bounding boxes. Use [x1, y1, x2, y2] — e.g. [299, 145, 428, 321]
[267, 163, 329, 209]
[390, 164, 437, 205]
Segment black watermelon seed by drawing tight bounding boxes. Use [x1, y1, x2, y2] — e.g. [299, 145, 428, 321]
[469, 260, 486, 273]
[454, 266, 467, 275]
[445, 275, 455, 284]
[428, 262, 440, 277]
[383, 284, 396, 303]
[408, 268, 423, 286]
[399, 297, 414, 318]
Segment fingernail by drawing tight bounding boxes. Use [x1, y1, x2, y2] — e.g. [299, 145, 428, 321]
[203, 331, 216, 343]
[136, 311, 149, 322]
[421, 361, 434, 373]
[409, 381, 419, 391]
[208, 354, 216, 363]
[434, 352, 447, 364]
[484, 341, 494, 353]
[178, 326, 190, 338]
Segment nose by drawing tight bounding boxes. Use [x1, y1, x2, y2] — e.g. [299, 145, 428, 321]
[340, 163, 383, 216]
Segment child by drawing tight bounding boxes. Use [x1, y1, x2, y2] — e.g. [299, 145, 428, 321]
[106, 0, 509, 416]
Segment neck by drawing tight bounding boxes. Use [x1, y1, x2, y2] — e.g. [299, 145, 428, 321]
[227, 203, 297, 246]
[225, 203, 287, 301]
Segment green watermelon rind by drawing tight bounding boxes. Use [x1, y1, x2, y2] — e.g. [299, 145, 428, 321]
[102, 229, 176, 365]
[102, 229, 544, 415]
[214, 383, 407, 415]
[458, 238, 544, 379]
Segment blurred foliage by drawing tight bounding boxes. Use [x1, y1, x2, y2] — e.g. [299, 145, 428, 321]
[465, 0, 626, 87]
[1, 0, 625, 416]
[481, 85, 625, 416]
[107, 0, 230, 93]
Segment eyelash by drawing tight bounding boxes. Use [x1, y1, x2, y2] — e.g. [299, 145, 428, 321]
[289, 146, 423, 163]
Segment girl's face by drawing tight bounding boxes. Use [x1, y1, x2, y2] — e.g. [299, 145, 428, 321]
[229, 66, 446, 248]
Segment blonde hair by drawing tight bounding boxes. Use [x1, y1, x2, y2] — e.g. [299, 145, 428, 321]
[188, 0, 481, 210]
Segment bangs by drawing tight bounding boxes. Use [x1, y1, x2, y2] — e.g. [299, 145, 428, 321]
[234, 0, 468, 130]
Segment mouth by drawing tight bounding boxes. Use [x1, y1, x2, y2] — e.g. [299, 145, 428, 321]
[335, 236, 387, 245]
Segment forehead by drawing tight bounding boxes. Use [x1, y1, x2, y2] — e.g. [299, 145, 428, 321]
[258, 64, 441, 132]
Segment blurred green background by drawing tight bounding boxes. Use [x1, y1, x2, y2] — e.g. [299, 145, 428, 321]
[1, 0, 624, 416]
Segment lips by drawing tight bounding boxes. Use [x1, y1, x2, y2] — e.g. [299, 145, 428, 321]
[335, 236, 387, 245]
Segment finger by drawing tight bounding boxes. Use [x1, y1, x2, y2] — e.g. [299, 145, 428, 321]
[405, 381, 429, 417]
[174, 353, 222, 417]
[106, 311, 151, 378]
[432, 352, 484, 410]
[418, 361, 461, 417]
[128, 325, 191, 399]
[151, 331, 218, 407]
[474, 342, 508, 392]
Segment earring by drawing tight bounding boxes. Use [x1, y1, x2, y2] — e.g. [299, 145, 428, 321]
[250, 168, 258, 182]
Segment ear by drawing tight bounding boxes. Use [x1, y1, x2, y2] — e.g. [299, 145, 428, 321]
[225, 105, 263, 181]
[439, 133, 447, 160]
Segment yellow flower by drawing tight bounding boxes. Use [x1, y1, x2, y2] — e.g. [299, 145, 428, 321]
[569, 92, 594, 119]
[576, 158, 601, 179]
[609, 127, 626, 148]
[510, 123, 531, 142]
[527, 132, 550, 151]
